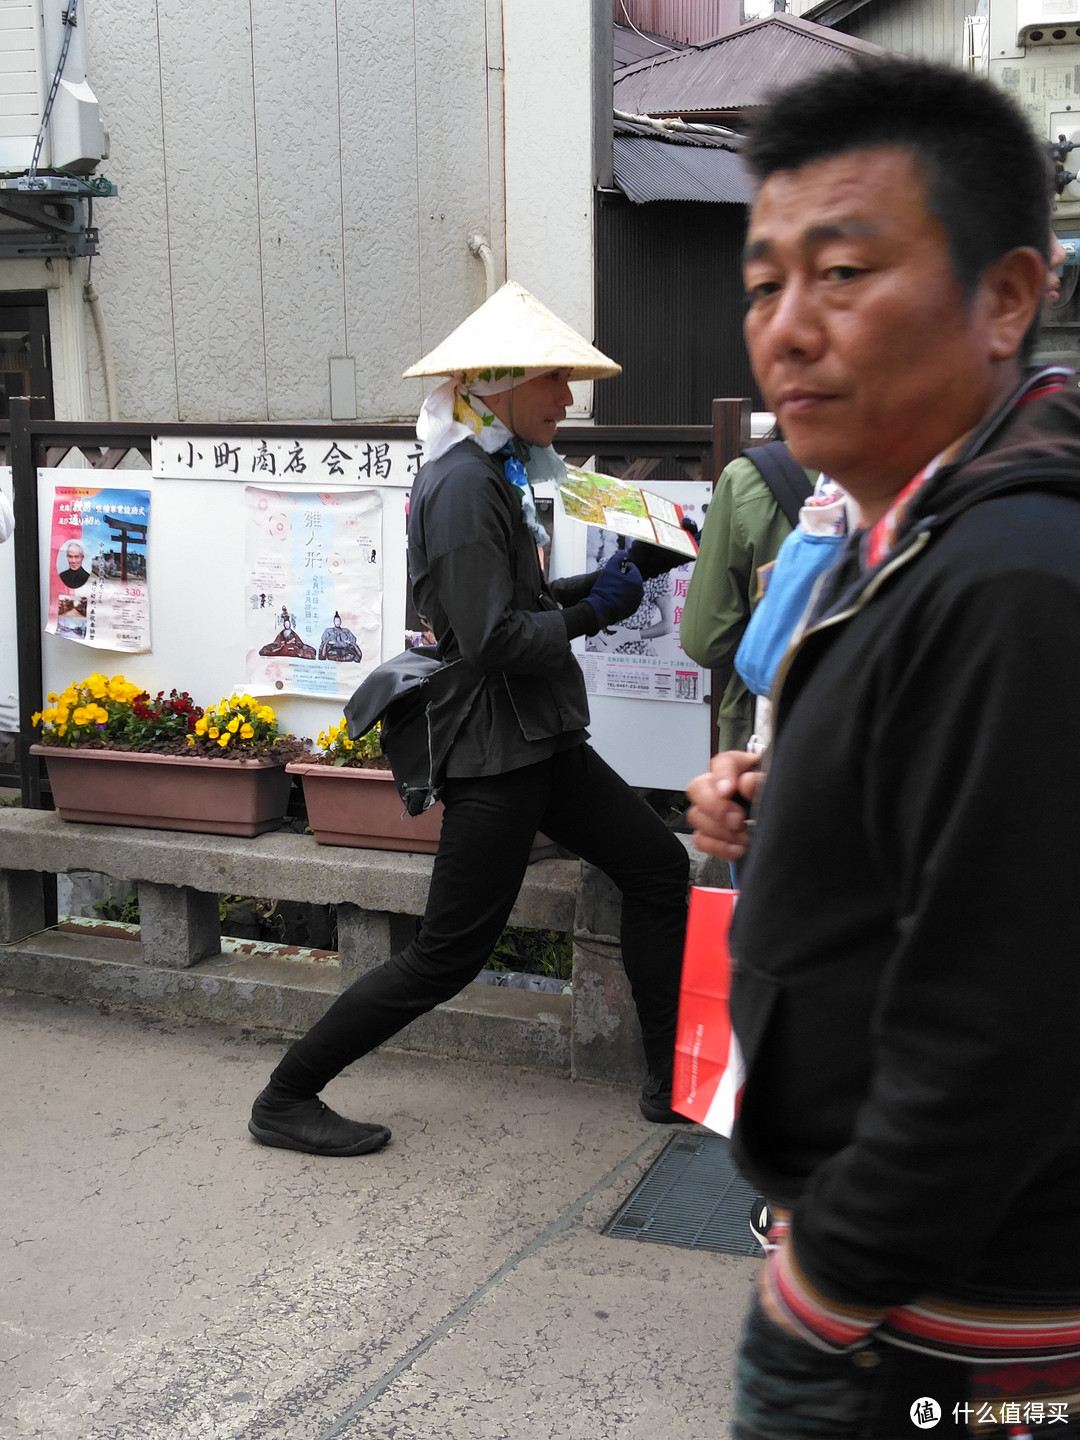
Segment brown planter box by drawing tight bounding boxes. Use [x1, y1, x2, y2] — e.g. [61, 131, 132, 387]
[286, 762, 444, 852]
[31, 745, 293, 837]
[287, 762, 556, 859]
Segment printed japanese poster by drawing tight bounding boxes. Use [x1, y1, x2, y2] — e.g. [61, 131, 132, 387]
[45, 485, 150, 652]
[245, 487, 382, 699]
[559, 466, 699, 558]
[581, 480, 709, 704]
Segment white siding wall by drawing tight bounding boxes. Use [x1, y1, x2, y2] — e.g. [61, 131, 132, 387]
[67, 0, 590, 424]
[828, 0, 974, 67]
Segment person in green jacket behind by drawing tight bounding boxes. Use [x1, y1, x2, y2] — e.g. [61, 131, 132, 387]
[679, 448, 815, 752]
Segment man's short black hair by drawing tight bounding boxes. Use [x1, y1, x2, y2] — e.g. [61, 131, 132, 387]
[745, 58, 1051, 296]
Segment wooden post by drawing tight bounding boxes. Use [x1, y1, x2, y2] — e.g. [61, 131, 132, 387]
[711, 397, 752, 482]
[10, 396, 45, 811]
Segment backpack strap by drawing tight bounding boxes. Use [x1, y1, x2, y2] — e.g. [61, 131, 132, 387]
[742, 442, 813, 528]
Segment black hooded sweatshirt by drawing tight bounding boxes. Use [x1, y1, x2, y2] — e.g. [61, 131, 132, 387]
[730, 377, 1080, 1345]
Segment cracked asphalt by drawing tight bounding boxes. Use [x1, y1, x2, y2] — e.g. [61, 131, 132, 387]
[1, 989, 756, 1439]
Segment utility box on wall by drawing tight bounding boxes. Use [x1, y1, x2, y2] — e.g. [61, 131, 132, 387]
[1015, 0, 1080, 45]
[0, 0, 107, 174]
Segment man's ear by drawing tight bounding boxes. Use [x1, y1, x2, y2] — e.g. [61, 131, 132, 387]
[982, 246, 1049, 361]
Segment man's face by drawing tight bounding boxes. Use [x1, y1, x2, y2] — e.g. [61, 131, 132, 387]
[66, 544, 84, 568]
[743, 146, 1023, 517]
[487, 369, 574, 448]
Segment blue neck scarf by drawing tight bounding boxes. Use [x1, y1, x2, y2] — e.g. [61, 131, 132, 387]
[497, 437, 550, 546]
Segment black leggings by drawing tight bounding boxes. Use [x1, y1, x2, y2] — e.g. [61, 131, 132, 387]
[274, 744, 689, 1093]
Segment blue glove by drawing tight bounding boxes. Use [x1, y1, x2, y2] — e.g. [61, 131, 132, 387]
[582, 553, 644, 628]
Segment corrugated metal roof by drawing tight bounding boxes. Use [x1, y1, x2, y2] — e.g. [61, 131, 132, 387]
[802, 0, 877, 26]
[613, 13, 887, 115]
[614, 22, 682, 69]
[613, 132, 752, 204]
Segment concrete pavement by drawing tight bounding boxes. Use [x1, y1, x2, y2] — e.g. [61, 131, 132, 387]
[1, 989, 757, 1440]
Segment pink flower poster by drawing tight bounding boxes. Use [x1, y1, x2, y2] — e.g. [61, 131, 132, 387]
[245, 486, 382, 699]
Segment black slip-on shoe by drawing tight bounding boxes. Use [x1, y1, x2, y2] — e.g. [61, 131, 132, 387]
[638, 1097, 687, 1123]
[749, 1197, 773, 1251]
[638, 1078, 688, 1124]
[248, 1091, 391, 1156]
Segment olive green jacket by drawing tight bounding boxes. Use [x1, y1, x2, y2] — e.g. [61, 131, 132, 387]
[680, 454, 813, 752]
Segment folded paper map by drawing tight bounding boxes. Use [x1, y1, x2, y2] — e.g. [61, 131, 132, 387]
[558, 467, 698, 558]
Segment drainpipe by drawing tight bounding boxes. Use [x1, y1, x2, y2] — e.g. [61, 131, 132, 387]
[468, 231, 497, 298]
[84, 279, 119, 421]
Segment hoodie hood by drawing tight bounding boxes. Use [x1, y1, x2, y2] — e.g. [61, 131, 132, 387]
[907, 374, 1080, 531]
[801, 371, 1080, 634]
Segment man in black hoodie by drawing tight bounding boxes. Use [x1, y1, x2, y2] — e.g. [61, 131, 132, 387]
[687, 59, 1080, 1438]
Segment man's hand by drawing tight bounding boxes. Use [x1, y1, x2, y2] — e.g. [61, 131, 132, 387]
[686, 751, 764, 860]
[581, 554, 644, 629]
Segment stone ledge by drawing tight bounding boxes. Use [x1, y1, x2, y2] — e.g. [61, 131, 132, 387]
[0, 809, 580, 930]
[0, 812, 724, 1083]
[0, 931, 572, 1074]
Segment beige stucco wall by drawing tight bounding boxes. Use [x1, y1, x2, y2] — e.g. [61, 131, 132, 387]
[503, 0, 598, 417]
[49, 0, 597, 425]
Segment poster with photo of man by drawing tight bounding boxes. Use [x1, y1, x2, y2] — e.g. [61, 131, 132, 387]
[45, 486, 151, 651]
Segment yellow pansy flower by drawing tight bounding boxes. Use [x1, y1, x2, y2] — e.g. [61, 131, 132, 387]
[46, 692, 58, 705]
[240, 723, 254, 740]
[227, 716, 240, 733]
[194, 717, 208, 736]
[218, 733, 231, 748]
[208, 726, 219, 739]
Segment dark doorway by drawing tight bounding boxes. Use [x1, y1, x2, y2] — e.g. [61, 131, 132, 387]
[0, 291, 54, 420]
[595, 193, 761, 425]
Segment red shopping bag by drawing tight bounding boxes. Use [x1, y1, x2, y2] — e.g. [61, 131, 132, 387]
[672, 886, 745, 1135]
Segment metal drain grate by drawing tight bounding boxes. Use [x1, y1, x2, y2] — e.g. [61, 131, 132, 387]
[604, 1131, 762, 1256]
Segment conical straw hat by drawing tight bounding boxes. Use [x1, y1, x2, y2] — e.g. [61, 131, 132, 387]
[403, 280, 621, 381]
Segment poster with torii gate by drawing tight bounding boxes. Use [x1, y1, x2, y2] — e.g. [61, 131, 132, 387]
[46, 485, 151, 652]
[245, 486, 382, 699]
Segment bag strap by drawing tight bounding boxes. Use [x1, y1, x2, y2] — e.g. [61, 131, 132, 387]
[742, 442, 813, 528]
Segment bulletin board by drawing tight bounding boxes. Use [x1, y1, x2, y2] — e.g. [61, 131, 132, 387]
[27, 448, 413, 747]
[2, 447, 714, 791]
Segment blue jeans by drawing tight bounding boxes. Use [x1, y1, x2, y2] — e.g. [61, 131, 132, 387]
[732, 1297, 1080, 1439]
